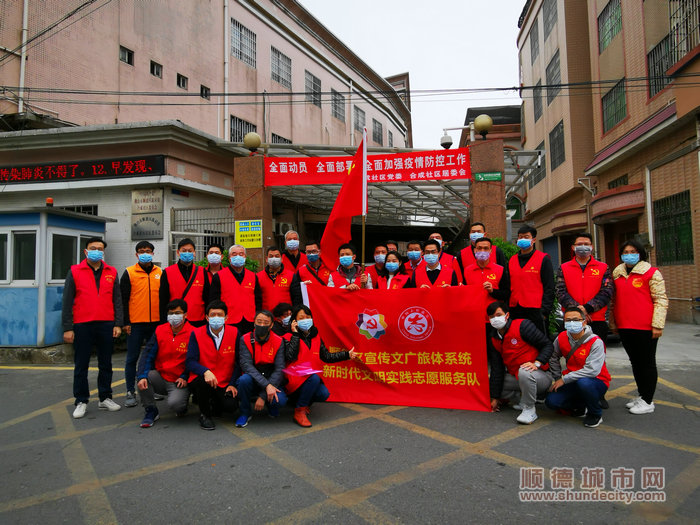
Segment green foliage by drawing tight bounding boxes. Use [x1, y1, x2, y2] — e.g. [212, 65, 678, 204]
[492, 237, 518, 259]
[196, 249, 259, 272]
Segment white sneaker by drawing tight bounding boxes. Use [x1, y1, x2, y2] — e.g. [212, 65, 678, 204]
[625, 396, 642, 409]
[516, 406, 538, 424]
[629, 400, 655, 414]
[98, 398, 122, 412]
[73, 402, 87, 419]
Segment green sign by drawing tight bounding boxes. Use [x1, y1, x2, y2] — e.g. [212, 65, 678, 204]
[474, 172, 502, 181]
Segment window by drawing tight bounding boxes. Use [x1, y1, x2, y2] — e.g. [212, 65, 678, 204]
[533, 80, 543, 121]
[119, 46, 134, 65]
[654, 190, 693, 265]
[546, 50, 561, 104]
[530, 19, 540, 64]
[177, 74, 188, 90]
[271, 133, 292, 144]
[372, 119, 383, 145]
[354, 106, 365, 132]
[528, 141, 546, 188]
[0, 233, 6, 281]
[331, 90, 345, 122]
[647, 34, 672, 98]
[602, 79, 626, 132]
[51, 234, 77, 280]
[598, 0, 622, 53]
[549, 121, 565, 171]
[200, 85, 211, 100]
[543, 0, 557, 40]
[388, 130, 393, 148]
[608, 174, 628, 189]
[231, 19, 256, 68]
[271, 47, 292, 89]
[13, 232, 36, 280]
[150, 61, 162, 78]
[305, 71, 321, 107]
[57, 205, 97, 215]
[230, 115, 256, 142]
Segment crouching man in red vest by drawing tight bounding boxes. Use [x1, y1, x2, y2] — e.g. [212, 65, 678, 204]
[487, 301, 553, 425]
[545, 307, 611, 428]
[185, 300, 239, 431]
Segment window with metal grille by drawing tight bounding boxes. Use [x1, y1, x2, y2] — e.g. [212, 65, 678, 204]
[230, 115, 256, 142]
[602, 79, 626, 132]
[200, 85, 211, 100]
[305, 71, 321, 107]
[231, 19, 256, 68]
[388, 130, 393, 147]
[530, 19, 540, 64]
[177, 73, 188, 90]
[354, 106, 365, 131]
[58, 205, 98, 216]
[271, 133, 291, 144]
[549, 121, 565, 171]
[670, 0, 700, 65]
[546, 50, 561, 104]
[119, 46, 134, 65]
[271, 47, 292, 89]
[607, 174, 628, 189]
[331, 89, 345, 122]
[543, 0, 557, 40]
[528, 141, 546, 189]
[533, 80, 543, 121]
[372, 119, 383, 145]
[150, 61, 162, 78]
[654, 190, 693, 265]
[598, 0, 622, 53]
[647, 34, 673, 98]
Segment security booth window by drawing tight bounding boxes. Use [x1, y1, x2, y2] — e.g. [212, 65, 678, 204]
[0, 233, 7, 281]
[52, 234, 77, 280]
[13, 232, 36, 281]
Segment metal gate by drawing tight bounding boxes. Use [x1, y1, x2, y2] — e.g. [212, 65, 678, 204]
[169, 206, 235, 264]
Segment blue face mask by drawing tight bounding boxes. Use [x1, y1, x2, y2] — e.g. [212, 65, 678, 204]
[374, 254, 386, 264]
[470, 232, 484, 243]
[307, 252, 320, 263]
[208, 316, 226, 330]
[138, 253, 153, 264]
[516, 238, 532, 250]
[564, 320, 584, 334]
[339, 255, 354, 267]
[230, 255, 246, 268]
[385, 261, 400, 273]
[86, 250, 104, 262]
[407, 250, 421, 261]
[424, 253, 439, 265]
[207, 253, 222, 265]
[179, 251, 194, 263]
[621, 253, 640, 266]
[286, 239, 299, 251]
[297, 318, 314, 332]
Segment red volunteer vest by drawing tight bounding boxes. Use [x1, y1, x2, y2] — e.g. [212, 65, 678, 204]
[243, 332, 282, 366]
[330, 268, 364, 287]
[284, 336, 323, 393]
[560, 258, 608, 322]
[413, 264, 454, 288]
[282, 252, 308, 272]
[218, 268, 256, 324]
[491, 319, 547, 378]
[71, 259, 117, 324]
[126, 263, 162, 323]
[165, 264, 205, 322]
[403, 259, 425, 277]
[375, 273, 410, 290]
[297, 262, 331, 285]
[556, 331, 610, 387]
[257, 268, 294, 311]
[463, 262, 504, 321]
[365, 264, 382, 288]
[153, 321, 193, 382]
[613, 266, 657, 330]
[460, 245, 497, 269]
[509, 250, 546, 308]
[188, 325, 238, 385]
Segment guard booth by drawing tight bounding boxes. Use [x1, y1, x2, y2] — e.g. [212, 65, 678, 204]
[0, 207, 114, 347]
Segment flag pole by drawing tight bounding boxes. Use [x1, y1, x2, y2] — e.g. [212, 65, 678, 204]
[361, 128, 367, 269]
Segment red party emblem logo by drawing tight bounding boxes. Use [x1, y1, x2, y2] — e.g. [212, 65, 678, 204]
[398, 306, 434, 341]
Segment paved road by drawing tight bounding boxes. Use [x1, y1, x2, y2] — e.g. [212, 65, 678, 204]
[1, 325, 699, 524]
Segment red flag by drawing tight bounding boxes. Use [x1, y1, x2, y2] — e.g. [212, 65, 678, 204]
[320, 132, 367, 269]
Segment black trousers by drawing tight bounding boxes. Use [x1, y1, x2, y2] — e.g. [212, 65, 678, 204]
[618, 328, 659, 404]
[510, 306, 547, 336]
[189, 376, 239, 417]
[589, 320, 609, 345]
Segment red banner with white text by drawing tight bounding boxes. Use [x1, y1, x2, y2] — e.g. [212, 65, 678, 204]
[265, 147, 471, 186]
[307, 285, 490, 411]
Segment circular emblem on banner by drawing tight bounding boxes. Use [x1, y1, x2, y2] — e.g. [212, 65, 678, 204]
[398, 306, 434, 341]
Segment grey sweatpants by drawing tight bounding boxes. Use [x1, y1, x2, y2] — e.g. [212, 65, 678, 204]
[500, 368, 552, 408]
[140, 370, 189, 414]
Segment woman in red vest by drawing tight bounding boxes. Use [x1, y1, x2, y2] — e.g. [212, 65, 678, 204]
[612, 240, 668, 415]
[284, 305, 358, 427]
[373, 251, 409, 290]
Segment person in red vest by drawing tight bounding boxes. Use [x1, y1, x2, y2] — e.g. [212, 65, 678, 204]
[428, 232, 457, 269]
[120, 240, 162, 408]
[235, 310, 287, 428]
[327, 243, 372, 289]
[284, 305, 358, 427]
[203, 243, 224, 286]
[612, 239, 667, 415]
[509, 225, 555, 335]
[281, 230, 308, 272]
[62, 237, 123, 419]
[457, 222, 507, 276]
[487, 301, 553, 425]
[290, 240, 332, 306]
[185, 300, 239, 431]
[374, 251, 410, 289]
[159, 238, 209, 327]
[405, 239, 458, 288]
[257, 246, 294, 311]
[403, 240, 425, 277]
[365, 243, 388, 287]
[545, 307, 611, 428]
[462, 237, 510, 322]
[210, 244, 262, 336]
[136, 299, 193, 427]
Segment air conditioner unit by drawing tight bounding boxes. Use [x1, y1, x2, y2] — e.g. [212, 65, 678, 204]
[274, 221, 294, 235]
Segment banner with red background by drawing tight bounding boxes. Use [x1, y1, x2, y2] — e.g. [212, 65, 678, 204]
[306, 285, 490, 411]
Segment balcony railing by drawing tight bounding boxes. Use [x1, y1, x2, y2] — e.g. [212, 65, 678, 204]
[670, 0, 700, 65]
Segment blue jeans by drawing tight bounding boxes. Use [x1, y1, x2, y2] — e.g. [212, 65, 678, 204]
[125, 322, 158, 393]
[236, 374, 287, 417]
[291, 374, 329, 408]
[546, 377, 608, 417]
[73, 321, 114, 404]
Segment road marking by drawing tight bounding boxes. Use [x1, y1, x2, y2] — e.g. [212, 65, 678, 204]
[599, 426, 700, 455]
[633, 456, 700, 523]
[657, 378, 700, 402]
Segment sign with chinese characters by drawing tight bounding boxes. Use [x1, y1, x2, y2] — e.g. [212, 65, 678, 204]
[0, 155, 165, 185]
[235, 219, 263, 248]
[474, 171, 502, 181]
[131, 213, 164, 241]
[264, 148, 471, 186]
[131, 189, 164, 214]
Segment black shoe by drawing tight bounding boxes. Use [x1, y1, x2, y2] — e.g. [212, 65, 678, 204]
[599, 396, 609, 410]
[571, 407, 586, 418]
[199, 414, 215, 430]
[583, 414, 602, 428]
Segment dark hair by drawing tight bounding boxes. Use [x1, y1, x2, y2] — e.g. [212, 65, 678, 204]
[338, 242, 356, 254]
[563, 306, 585, 317]
[517, 225, 537, 237]
[206, 300, 228, 315]
[207, 243, 224, 253]
[407, 240, 423, 250]
[135, 241, 154, 252]
[385, 250, 407, 274]
[178, 238, 196, 250]
[573, 233, 593, 243]
[386, 239, 399, 248]
[619, 239, 648, 261]
[486, 301, 509, 316]
[292, 304, 312, 320]
[84, 237, 106, 249]
[166, 299, 188, 313]
[266, 246, 281, 255]
[373, 243, 388, 252]
[304, 240, 320, 250]
[254, 309, 274, 322]
[474, 237, 493, 248]
[424, 239, 440, 250]
[272, 302, 293, 318]
[470, 222, 486, 232]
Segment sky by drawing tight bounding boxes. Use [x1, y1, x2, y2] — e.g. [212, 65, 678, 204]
[299, 0, 526, 149]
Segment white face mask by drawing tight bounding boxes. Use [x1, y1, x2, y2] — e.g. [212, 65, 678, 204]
[489, 315, 508, 330]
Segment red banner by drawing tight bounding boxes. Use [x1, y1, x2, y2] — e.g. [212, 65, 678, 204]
[265, 147, 471, 186]
[306, 285, 490, 411]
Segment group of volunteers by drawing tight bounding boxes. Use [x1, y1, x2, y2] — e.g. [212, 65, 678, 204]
[62, 223, 667, 430]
